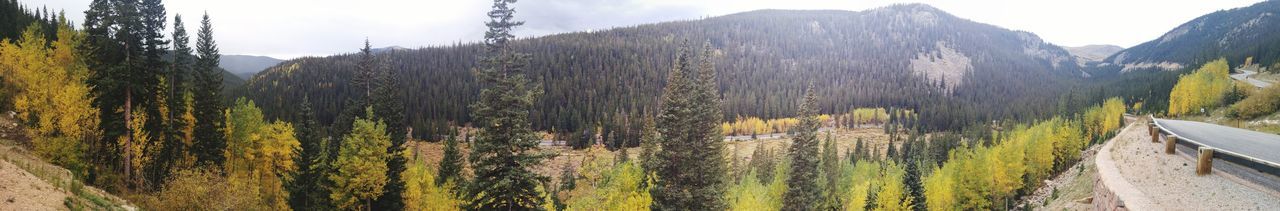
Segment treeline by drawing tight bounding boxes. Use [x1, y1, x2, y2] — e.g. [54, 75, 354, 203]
[241, 4, 1085, 140]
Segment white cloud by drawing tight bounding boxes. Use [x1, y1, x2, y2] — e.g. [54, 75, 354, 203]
[26, 0, 1263, 59]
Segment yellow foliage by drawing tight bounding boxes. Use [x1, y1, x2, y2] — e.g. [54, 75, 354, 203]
[120, 108, 151, 185]
[329, 107, 392, 210]
[404, 154, 462, 211]
[0, 23, 98, 172]
[1168, 59, 1232, 116]
[564, 147, 652, 211]
[223, 98, 299, 210]
[922, 166, 956, 210]
[842, 160, 880, 211]
[138, 168, 268, 210]
[722, 116, 804, 136]
[874, 162, 911, 211]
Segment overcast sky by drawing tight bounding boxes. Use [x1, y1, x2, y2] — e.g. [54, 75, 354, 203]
[28, 0, 1264, 59]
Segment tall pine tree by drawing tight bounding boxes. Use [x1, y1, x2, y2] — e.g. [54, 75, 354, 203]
[463, 0, 552, 209]
[782, 85, 821, 211]
[191, 12, 225, 167]
[820, 132, 842, 210]
[288, 97, 334, 210]
[437, 130, 463, 186]
[82, 0, 167, 188]
[372, 55, 408, 211]
[652, 41, 729, 210]
[330, 40, 376, 136]
[637, 116, 659, 186]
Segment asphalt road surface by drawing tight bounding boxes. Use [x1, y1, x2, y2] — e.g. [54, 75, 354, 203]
[1230, 69, 1273, 88]
[1153, 118, 1280, 166]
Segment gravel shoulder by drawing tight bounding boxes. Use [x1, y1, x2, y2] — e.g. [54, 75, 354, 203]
[1110, 119, 1280, 210]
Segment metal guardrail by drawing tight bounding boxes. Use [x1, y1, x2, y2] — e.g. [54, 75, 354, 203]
[1148, 115, 1280, 177]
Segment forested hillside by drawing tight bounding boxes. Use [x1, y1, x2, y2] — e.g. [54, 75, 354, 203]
[242, 4, 1087, 138]
[1103, 0, 1280, 72]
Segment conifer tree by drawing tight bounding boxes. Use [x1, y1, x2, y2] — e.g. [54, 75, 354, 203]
[782, 85, 821, 211]
[164, 13, 192, 166]
[651, 42, 729, 210]
[82, 0, 167, 186]
[437, 130, 463, 186]
[820, 132, 842, 210]
[288, 97, 334, 210]
[463, 0, 552, 209]
[372, 45, 408, 211]
[191, 12, 226, 167]
[637, 116, 660, 185]
[905, 153, 926, 211]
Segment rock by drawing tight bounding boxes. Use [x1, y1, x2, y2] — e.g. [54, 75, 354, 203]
[1076, 196, 1093, 204]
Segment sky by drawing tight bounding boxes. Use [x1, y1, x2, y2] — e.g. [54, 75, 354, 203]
[28, 0, 1264, 59]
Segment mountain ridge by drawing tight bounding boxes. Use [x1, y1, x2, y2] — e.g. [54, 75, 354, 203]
[242, 3, 1085, 137]
[1104, 0, 1280, 72]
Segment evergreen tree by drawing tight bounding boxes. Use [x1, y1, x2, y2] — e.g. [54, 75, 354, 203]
[436, 130, 463, 186]
[330, 40, 376, 136]
[137, 0, 174, 188]
[615, 138, 630, 164]
[904, 154, 926, 211]
[463, 0, 552, 209]
[191, 12, 226, 167]
[782, 85, 821, 211]
[820, 132, 842, 210]
[852, 138, 865, 163]
[164, 13, 192, 166]
[651, 42, 729, 210]
[637, 116, 660, 186]
[81, 0, 167, 187]
[372, 42, 408, 211]
[288, 97, 334, 210]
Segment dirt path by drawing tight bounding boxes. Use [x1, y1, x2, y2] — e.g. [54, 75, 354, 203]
[1108, 119, 1280, 209]
[0, 159, 70, 211]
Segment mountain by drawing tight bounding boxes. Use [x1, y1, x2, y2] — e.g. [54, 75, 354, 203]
[220, 55, 283, 79]
[1066, 45, 1124, 64]
[1104, 0, 1280, 72]
[241, 4, 1085, 138]
[371, 46, 410, 54]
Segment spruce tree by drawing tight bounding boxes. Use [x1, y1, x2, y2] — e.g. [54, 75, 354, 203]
[137, 0, 173, 188]
[651, 42, 728, 210]
[330, 41, 376, 138]
[820, 132, 842, 210]
[637, 116, 660, 186]
[288, 97, 334, 210]
[782, 85, 821, 211]
[905, 155, 926, 211]
[463, 0, 552, 209]
[437, 130, 463, 186]
[372, 45, 408, 211]
[82, 0, 166, 186]
[165, 13, 192, 163]
[191, 12, 226, 167]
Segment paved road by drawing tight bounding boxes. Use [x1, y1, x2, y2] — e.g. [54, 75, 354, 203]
[1153, 118, 1280, 166]
[1230, 69, 1273, 88]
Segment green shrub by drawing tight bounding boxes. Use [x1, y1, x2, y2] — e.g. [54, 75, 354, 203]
[1229, 85, 1280, 119]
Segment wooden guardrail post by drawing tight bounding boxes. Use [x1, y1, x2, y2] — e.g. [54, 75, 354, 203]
[1166, 135, 1178, 154]
[1152, 122, 1162, 142]
[1197, 147, 1214, 175]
